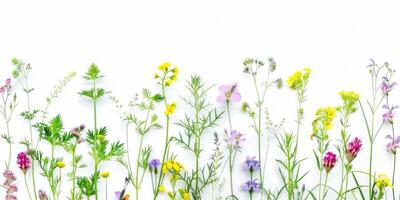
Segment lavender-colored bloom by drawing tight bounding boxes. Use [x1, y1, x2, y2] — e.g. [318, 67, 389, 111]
[386, 135, 400, 154]
[3, 170, 17, 200]
[381, 76, 397, 95]
[17, 152, 30, 174]
[226, 130, 245, 148]
[217, 83, 241, 104]
[149, 159, 161, 170]
[243, 156, 260, 172]
[382, 104, 398, 123]
[323, 151, 337, 173]
[5, 78, 11, 85]
[38, 190, 48, 200]
[241, 180, 261, 193]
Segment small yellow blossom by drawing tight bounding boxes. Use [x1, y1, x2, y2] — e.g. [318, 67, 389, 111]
[376, 174, 393, 190]
[100, 171, 110, 178]
[158, 62, 171, 71]
[165, 79, 172, 86]
[183, 192, 190, 200]
[154, 73, 160, 79]
[172, 67, 179, 75]
[286, 68, 311, 90]
[165, 102, 177, 115]
[56, 161, 65, 168]
[159, 185, 166, 193]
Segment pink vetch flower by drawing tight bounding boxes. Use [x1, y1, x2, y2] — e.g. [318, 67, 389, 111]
[385, 135, 400, 154]
[226, 130, 245, 149]
[17, 152, 31, 174]
[322, 151, 337, 173]
[3, 170, 17, 200]
[382, 104, 398, 124]
[381, 76, 397, 95]
[346, 137, 362, 163]
[216, 83, 241, 104]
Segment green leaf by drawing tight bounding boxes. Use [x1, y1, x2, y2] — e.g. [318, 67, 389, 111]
[83, 63, 103, 80]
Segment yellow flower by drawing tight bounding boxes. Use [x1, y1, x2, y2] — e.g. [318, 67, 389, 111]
[304, 67, 312, 75]
[172, 67, 179, 75]
[286, 68, 311, 90]
[159, 185, 166, 193]
[56, 161, 65, 168]
[326, 106, 336, 120]
[158, 62, 171, 71]
[339, 90, 360, 103]
[172, 162, 181, 172]
[165, 102, 177, 115]
[165, 79, 172, 86]
[100, 171, 110, 178]
[170, 75, 177, 82]
[375, 174, 393, 190]
[154, 73, 160, 79]
[183, 192, 190, 200]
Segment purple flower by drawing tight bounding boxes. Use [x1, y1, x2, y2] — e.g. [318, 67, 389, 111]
[381, 76, 397, 95]
[149, 159, 161, 172]
[241, 180, 261, 193]
[243, 156, 260, 172]
[216, 83, 241, 104]
[346, 137, 362, 163]
[3, 170, 17, 199]
[323, 151, 337, 173]
[17, 152, 30, 174]
[5, 78, 11, 85]
[382, 104, 398, 123]
[39, 190, 48, 200]
[386, 135, 400, 154]
[226, 130, 245, 148]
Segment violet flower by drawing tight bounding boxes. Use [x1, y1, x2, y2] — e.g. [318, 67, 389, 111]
[17, 152, 30, 174]
[322, 151, 337, 173]
[381, 76, 397, 95]
[241, 180, 261, 193]
[216, 83, 241, 104]
[149, 159, 161, 173]
[346, 137, 362, 163]
[385, 135, 400, 154]
[3, 170, 17, 200]
[39, 190, 48, 200]
[226, 130, 245, 149]
[243, 156, 260, 172]
[382, 104, 398, 124]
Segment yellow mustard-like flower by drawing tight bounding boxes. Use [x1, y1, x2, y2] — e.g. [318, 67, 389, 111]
[304, 67, 312, 75]
[376, 174, 393, 190]
[154, 73, 160, 79]
[159, 185, 166, 193]
[287, 67, 311, 90]
[100, 171, 110, 178]
[339, 90, 360, 103]
[172, 66, 179, 75]
[326, 106, 336, 120]
[165, 79, 172, 87]
[56, 161, 65, 168]
[183, 192, 190, 200]
[165, 102, 177, 115]
[158, 62, 171, 71]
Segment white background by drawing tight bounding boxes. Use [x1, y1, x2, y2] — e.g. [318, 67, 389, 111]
[0, 1, 400, 199]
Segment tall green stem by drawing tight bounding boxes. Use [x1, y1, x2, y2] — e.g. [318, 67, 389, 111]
[135, 135, 144, 200]
[92, 78, 99, 200]
[24, 174, 33, 200]
[26, 92, 38, 200]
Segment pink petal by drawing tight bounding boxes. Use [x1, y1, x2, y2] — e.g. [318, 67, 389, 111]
[230, 92, 241, 102]
[218, 85, 230, 93]
[115, 192, 121, 199]
[216, 95, 226, 104]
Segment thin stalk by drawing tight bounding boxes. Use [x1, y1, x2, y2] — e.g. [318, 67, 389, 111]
[135, 135, 144, 200]
[26, 91, 38, 200]
[92, 78, 99, 200]
[24, 174, 33, 200]
[71, 145, 77, 200]
[105, 179, 108, 200]
[322, 173, 329, 200]
[318, 150, 323, 200]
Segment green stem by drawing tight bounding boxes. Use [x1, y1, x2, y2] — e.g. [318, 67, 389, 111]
[106, 179, 108, 200]
[135, 135, 144, 200]
[93, 78, 99, 200]
[26, 92, 38, 200]
[24, 174, 33, 200]
[322, 172, 329, 200]
[71, 145, 77, 200]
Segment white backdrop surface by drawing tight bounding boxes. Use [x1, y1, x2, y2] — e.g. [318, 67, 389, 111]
[0, 0, 400, 199]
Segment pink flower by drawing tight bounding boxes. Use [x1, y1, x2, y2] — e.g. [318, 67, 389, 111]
[3, 170, 17, 199]
[17, 152, 30, 174]
[0, 86, 5, 93]
[381, 76, 396, 95]
[5, 78, 11, 85]
[382, 104, 398, 124]
[346, 137, 362, 163]
[217, 83, 241, 104]
[386, 135, 400, 154]
[226, 130, 245, 149]
[323, 151, 337, 173]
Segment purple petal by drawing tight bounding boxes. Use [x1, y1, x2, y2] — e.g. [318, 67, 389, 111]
[396, 136, 400, 143]
[216, 95, 226, 104]
[230, 92, 242, 102]
[115, 192, 121, 199]
[386, 135, 393, 140]
[218, 85, 230, 93]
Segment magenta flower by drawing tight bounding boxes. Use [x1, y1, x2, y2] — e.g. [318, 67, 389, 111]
[381, 76, 397, 95]
[386, 135, 400, 154]
[382, 104, 398, 123]
[226, 130, 245, 149]
[322, 151, 337, 173]
[346, 137, 362, 163]
[17, 152, 30, 174]
[216, 83, 241, 104]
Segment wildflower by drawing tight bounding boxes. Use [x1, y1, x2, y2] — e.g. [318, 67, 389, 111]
[382, 104, 398, 124]
[311, 106, 336, 139]
[216, 83, 241, 104]
[158, 62, 171, 71]
[226, 130, 245, 149]
[39, 190, 48, 200]
[162, 160, 183, 174]
[241, 180, 261, 193]
[339, 91, 360, 103]
[159, 185, 166, 193]
[56, 161, 65, 168]
[375, 174, 393, 190]
[243, 156, 260, 172]
[286, 67, 311, 90]
[381, 76, 397, 95]
[385, 135, 400, 154]
[154, 73, 160, 79]
[115, 192, 129, 200]
[17, 152, 30, 174]
[3, 170, 17, 199]
[322, 151, 337, 173]
[165, 79, 172, 86]
[164, 102, 176, 115]
[149, 159, 161, 173]
[172, 67, 179, 75]
[100, 171, 110, 178]
[346, 137, 362, 162]
[179, 188, 190, 200]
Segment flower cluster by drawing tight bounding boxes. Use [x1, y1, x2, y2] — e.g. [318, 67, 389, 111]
[322, 151, 337, 173]
[286, 67, 311, 90]
[242, 156, 261, 198]
[311, 106, 336, 139]
[375, 174, 393, 190]
[155, 62, 179, 87]
[3, 170, 17, 200]
[71, 124, 85, 143]
[338, 90, 360, 113]
[346, 137, 362, 162]
[16, 152, 30, 174]
[165, 102, 177, 115]
[0, 78, 11, 94]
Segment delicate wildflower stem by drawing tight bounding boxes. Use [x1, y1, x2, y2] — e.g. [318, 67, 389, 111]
[24, 174, 33, 200]
[135, 135, 144, 200]
[106, 179, 108, 200]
